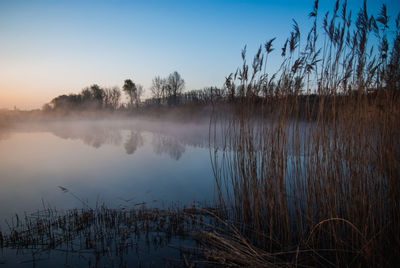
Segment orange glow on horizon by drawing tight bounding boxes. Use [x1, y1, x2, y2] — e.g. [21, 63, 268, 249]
[0, 88, 49, 110]
[0, 78, 65, 110]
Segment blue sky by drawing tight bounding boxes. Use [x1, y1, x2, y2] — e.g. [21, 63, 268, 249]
[0, 0, 399, 109]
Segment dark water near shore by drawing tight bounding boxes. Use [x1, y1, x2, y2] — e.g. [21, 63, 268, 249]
[0, 119, 215, 228]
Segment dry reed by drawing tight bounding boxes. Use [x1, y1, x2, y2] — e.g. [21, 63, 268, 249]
[209, 0, 400, 266]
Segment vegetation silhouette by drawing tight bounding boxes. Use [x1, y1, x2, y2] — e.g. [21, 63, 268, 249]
[44, 84, 122, 113]
[122, 79, 143, 110]
[40, 71, 222, 116]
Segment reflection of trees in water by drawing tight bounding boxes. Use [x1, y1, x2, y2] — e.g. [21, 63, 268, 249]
[48, 121, 210, 157]
[84, 128, 122, 148]
[152, 134, 185, 160]
[51, 125, 122, 148]
[2, 121, 215, 154]
[124, 131, 144, 155]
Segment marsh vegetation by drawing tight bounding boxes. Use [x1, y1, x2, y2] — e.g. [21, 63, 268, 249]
[0, 0, 399, 267]
[209, 0, 400, 266]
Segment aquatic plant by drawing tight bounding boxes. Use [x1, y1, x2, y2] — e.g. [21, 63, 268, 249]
[210, 0, 400, 266]
[0, 203, 217, 267]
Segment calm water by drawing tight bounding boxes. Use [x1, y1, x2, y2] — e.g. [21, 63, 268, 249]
[0, 119, 215, 227]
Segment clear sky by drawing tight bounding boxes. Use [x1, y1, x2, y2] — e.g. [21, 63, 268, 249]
[1, 0, 399, 109]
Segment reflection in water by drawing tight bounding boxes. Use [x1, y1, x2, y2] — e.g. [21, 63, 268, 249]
[50, 123, 123, 148]
[0, 120, 213, 159]
[152, 134, 185, 160]
[124, 130, 144, 155]
[0, 119, 216, 234]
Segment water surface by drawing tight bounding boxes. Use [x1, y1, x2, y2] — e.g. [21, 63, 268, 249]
[0, 119, 214, 228]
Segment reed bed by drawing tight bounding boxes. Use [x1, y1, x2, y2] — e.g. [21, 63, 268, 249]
[210, 0, 400, 266]
[0, 204, 219, 267]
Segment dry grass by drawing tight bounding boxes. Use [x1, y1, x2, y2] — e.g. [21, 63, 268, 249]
[209, 1, 400, 266]
[0, 204, 221, 267]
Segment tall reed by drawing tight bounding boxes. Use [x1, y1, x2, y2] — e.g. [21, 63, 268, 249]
[210, 1, 400, 266]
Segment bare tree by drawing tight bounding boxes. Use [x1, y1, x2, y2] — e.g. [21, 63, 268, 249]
[104, 87, 121, 110]
[135, 84, 144, 108]
[167, 71, 185, 105]
[151, 76, 166, 104]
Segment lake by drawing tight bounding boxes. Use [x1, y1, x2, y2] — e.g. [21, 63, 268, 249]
[0, 119, 215, 229]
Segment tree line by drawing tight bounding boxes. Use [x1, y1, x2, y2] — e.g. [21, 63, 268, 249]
[43, 71, 227, 112]
[43, 84, 122, 112]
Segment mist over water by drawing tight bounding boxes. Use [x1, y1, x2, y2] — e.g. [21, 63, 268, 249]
[0, 119, 214, 228]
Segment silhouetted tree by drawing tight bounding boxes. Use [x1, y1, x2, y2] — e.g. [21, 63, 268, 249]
[42, 103, 52, 112]
[81, 88, 92, 103]
[50, 95, 70, 110]
[78, 84, 105, 109]
[89, 84, 104, 106]
[135, 84, 144, 108]
[166, 71, 184, 105]
[123, 79, 137, 110]
[151, 76, 166, 105]
[104, 87, 121, 110]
